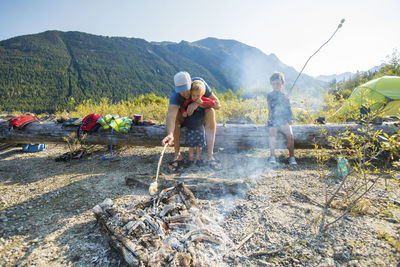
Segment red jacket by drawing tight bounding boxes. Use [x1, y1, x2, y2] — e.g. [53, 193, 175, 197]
[180, 97, 215, 114]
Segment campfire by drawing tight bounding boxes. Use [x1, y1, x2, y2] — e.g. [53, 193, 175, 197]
[92, 183, 233, 266]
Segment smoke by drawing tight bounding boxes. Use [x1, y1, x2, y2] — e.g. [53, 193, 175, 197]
[220, 45, 328, 113]
[221, 47, 272, 95]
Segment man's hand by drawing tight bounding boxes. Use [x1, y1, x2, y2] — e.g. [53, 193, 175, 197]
[162, 134, 174, 146]
[186, 102, 199, 116]
[182, 111, 188, 117]
[208, 94, 221, 110]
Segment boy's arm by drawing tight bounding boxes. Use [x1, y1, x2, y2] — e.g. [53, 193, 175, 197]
[267, 94, 273, 120]
[200, 96, 216, 107]
[182, 99, 193, 112]
[180, 100, 188, 114]
[288, 101, 294, 121]
[200, 94, 220, 109]
[181, 99, 192, 116]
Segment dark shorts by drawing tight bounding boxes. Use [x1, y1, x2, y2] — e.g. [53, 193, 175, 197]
[185, 127, 206, 147]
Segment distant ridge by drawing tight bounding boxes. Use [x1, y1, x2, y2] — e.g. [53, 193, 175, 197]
[0, 31, 327, 113]
[316, 64, 386, 83]
[316, 72, 354, 83]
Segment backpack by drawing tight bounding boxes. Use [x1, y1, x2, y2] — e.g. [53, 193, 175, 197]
[97, 115, 133, 133]
[81, 113, 102, 132]
[9, 115, 39, 129]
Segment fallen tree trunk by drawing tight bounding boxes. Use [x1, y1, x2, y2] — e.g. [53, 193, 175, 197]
[0, 119, 398, 149]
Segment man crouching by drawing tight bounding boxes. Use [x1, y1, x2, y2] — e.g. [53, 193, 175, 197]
[161, 71, 222, 171]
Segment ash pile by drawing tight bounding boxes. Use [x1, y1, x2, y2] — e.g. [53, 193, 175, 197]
[92, 183, 233, 266]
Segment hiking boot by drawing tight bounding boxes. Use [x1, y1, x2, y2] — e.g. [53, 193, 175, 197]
[289, 156, 297, 165]
[269, 156, 277, 164]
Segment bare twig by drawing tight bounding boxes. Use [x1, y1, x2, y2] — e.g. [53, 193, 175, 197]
[248, 247, 286, 257]
[236, 232, 255, 250]
[320, 176, 380, 232]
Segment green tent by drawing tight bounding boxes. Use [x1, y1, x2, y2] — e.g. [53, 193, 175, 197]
[333, 76, 400, 118]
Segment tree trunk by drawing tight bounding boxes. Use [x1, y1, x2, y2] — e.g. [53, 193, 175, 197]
[0, 119, 397, 149]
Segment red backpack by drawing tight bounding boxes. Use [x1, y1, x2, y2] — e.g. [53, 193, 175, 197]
[9, 115, 39, 129]
[81, 113, 102, 132]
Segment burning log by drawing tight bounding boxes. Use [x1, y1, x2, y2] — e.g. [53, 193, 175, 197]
[1, 119, 398, 149]
[93, 183, 232, 266]
[125, 175, 249, 199]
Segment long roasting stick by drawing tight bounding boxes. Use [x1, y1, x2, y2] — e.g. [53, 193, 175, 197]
[289, 19, 345, 93]
[149, 143, 169, 195]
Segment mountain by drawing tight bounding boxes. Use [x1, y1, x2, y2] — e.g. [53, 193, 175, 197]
[0, 31, 327, 113]
[367, 63, 386, 73]
[316, 72, 354, 83]
[193, 37, 326, 91]
[316, 64, 386, 83]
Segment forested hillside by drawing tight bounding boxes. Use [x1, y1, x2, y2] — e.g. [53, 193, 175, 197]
[0, 31, 326, 113]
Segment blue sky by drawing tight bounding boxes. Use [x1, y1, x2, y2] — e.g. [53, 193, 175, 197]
[1, 0, 399, 77]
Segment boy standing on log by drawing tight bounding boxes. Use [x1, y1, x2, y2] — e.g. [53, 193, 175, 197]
[267, 72, 297, 165]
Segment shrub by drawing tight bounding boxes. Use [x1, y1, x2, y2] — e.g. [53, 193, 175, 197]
[64, 94, 169, 123]
[313, 96, 399, 232]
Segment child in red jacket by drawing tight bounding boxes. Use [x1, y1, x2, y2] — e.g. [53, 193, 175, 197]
[180, 81, 215, 166]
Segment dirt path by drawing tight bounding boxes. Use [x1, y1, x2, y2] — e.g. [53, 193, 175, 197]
[0, 144, 399, 266]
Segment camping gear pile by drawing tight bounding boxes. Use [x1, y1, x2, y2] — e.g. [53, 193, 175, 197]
[54, 113, 156, 161]
[8, 115, 46, 152]
[75, 113, 155, 136]
[92, 183, 231, 266]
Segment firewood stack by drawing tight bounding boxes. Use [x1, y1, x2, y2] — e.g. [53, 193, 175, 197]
[92, 183, 231, 266]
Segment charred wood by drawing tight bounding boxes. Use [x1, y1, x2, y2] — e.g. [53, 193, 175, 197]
[93, 184, 232, 266]
[125, 175, 249, 199]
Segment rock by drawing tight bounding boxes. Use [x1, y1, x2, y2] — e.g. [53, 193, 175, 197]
[292, 258, 300, 264]
[258, 259, 273, 266]
[0, 214, 7, 222]
[347, 260, 359, 267]
[373, 258, 386, 266]
[318, 258, 335, 267]
[333, 246, 353, 262]
[385, 218, 398, 223]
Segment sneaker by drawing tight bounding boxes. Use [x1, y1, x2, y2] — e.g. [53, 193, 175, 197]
[269, 156, 277, 164]
[289, 156, 297, 165]
[195, 159, 204, 167]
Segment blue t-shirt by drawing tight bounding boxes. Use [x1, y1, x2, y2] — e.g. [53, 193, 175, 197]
[169, 77, 213, 106]
[267, 90, 293, 124]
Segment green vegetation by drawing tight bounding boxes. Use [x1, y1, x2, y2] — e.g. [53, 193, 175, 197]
[0, 31, 232, 113]
[57, 90, 314, 125]
[64, 94, 169, 123]
[378, 230, 400, 253]
[313, 93, 400, 232]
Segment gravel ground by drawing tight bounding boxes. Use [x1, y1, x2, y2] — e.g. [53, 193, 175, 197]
[0, 144, 399, 266]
